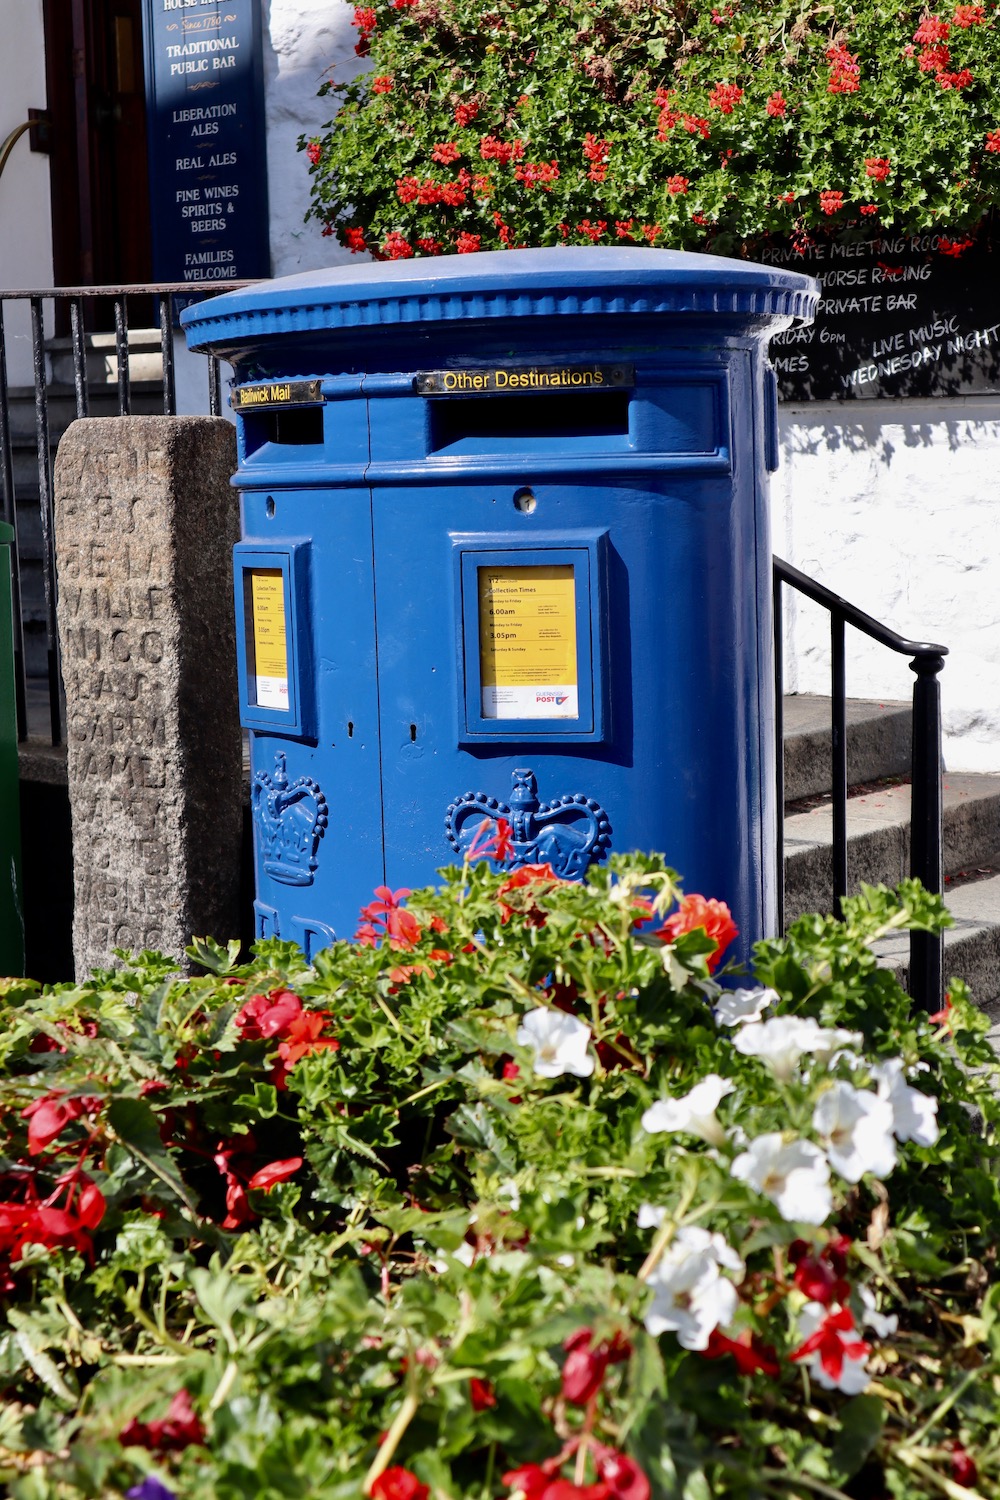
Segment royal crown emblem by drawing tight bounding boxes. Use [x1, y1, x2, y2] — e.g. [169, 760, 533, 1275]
[445, 767, 612, 881]
[252, 752, 329, 887]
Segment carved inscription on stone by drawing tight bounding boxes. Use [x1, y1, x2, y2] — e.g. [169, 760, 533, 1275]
[55, 418, 241, 976]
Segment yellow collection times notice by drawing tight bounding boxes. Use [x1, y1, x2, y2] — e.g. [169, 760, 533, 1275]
[250, 569, 289, 711]
[478, 564, 579, 719]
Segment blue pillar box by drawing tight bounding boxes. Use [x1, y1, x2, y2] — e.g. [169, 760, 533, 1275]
[182, 248, 817, 966]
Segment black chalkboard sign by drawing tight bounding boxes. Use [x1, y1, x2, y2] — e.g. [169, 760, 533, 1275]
[141, 0, 270, 288]
[761, 225, 1000, 401]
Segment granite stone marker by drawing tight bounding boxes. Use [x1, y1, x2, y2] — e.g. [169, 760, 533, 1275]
[55, 418, 241, 976]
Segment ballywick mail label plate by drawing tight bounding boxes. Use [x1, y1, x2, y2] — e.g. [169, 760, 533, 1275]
[415, 364, 634, 396]
[231, 379, 323, 411]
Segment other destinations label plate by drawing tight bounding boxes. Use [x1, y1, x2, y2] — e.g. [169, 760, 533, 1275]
[415, 364, 634, 395]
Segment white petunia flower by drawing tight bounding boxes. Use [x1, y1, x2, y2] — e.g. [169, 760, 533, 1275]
[673, 1224, 745, 1276]
[859, 1284, 898, 1339]
[641, 1075, 734, 1147]
[871, 1058, 939, 1146]
[731, 1133, 833, 1225]
[515, 1007, 595, 1079]
[497, 1179, 521, 1212]
[733, 1016, 862, 1080]
[643, 1227, 744, 1350]
[713, 987, 778, 1027]
[637, 1203, 666, 1229]
[794, 1301, 871, 1395]
[812, 1083, 897, 1184]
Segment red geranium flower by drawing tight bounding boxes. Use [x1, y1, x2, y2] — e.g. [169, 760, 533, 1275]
[766, 92, 787, 117]
[120, 1389, 206, 1452]
[708, 82, 743, 112]
[656, 894, 738, 972]
[236, 988, 303, 1041]
[372, 75, 394, 94]
[819, 189, 845, 215]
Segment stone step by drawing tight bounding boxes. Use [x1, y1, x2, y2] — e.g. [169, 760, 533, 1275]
[4, 383, 165, 446]
[873, 871, 1000, 1008]
[46, 328, 164, 387]
[782, 693, 912, 803]
[784, 773, 1000, 924]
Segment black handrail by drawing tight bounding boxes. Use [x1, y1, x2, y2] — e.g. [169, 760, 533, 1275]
[773, 555, 948, 1013]
[0, 281, 255, 744]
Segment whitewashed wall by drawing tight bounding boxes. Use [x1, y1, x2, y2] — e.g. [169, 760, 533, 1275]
[262, 0, 360, 279]
[0, 0, 53, 385]
[772, 394, 1000, 774]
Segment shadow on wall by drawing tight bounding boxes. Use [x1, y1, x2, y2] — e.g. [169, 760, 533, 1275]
[778, 395, 1000, 457]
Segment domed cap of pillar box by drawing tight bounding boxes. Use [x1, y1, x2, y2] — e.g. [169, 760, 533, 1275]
[180, 246, 818, 361]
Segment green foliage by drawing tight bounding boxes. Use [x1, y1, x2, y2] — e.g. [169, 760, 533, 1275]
[0, 855, 999, 1499]
[300, 0, 1000, 259]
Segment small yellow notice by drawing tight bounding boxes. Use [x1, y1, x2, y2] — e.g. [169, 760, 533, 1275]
[250, 569, 289, 711]
[478, 565, 578, 719]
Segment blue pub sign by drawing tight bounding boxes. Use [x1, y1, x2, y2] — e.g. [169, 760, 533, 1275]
[140, 0, 270, 286]
[182, 249, 818, 967]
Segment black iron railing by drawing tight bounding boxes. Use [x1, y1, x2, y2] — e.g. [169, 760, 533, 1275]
[0, 282, 254, 744]
[773, 556, 948, 1012]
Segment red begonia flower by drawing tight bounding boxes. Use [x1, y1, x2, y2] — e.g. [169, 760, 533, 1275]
[790, 1306, 870, 1380]
[593, 1445, 651, 1500]
[22, 1092, 89, 1154]
[247, 1157, 303, 1193]
[702, 1328, 780, 1377]
[370, 1467, 429, 1500]
[503, 1467, 549, 1500]
[470, 1376, 497, 1410]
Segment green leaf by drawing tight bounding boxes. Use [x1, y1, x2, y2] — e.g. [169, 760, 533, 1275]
[187, 936, 243, 974]
[235, 1081, 280, 1118]
[830, 1395, 885, 1482]
[107, 1096, 200, 1215]
[189, 1265, 252, 1351]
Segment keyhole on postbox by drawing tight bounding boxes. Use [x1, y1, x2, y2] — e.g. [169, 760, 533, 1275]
[513, 487, 536, 514]
[347, 721, 354, 738]
[265, 496, 276, 518]
[409, 723, 417, 742]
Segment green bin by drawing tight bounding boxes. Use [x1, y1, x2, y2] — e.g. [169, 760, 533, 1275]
[0, 521, 23, 976]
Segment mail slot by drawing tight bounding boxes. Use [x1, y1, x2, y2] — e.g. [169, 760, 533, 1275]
[182, 248, 817, 964]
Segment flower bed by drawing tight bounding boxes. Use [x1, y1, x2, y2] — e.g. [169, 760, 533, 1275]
[302, 0, 1000, 259]
[0, 853, 998, 1498]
